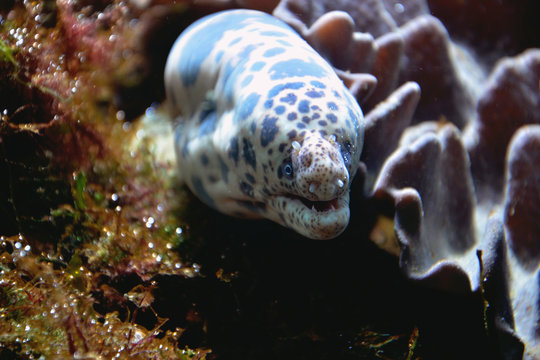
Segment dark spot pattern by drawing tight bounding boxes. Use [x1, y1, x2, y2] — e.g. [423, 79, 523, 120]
[277, 164, 283, 179]
[310, 80, 326, 89]
[242, 74, 253, 87]
[268, 82, 304, 98]
[263, 47, 286, 57]
[287, 112, 297, 121]
[217, 155, 229, 183]
[215, 50, 224, 64]
[177, 11, 260, 86]
[280, 93, 297, 105]
[259, 30, 287, 37]
[239, 44, 258, 58]
[298, 100, 310, 113]
[222, 61, 246, 102]
[328, 101, 338, 110]
[242, 138, 257, 169]
[240, 181, 254, 197]
[191, 176, 215, 207]
[348, 107, 360, 129]
[306, 90, 324, 98]
[269, 58, 328, 80]
[201, 154, 209, 165]
[228, 137, 239, 164]
[236, 200, 267, 213]
[251, 61, 266, 71]
[261, 115, 279, 147]
[287, 129, 297, 139]
[326, 114, 338, 123]
[277, 40, 292, 47]
[229, 37, 241, 46]
[264, 99, 273, 109]
[274, 105, 285, 115]
[236, 92, 260, 123]
[245, 173, 256, 184]
[198, 111, 217, 137]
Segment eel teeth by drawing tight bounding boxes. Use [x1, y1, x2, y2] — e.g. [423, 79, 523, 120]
[292, 140, 301, 150]
[336, 178, 345, 188]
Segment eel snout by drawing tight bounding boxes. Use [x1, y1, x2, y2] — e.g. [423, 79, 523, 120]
[292, 134, 349, 201]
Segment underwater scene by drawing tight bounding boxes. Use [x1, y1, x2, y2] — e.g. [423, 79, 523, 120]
[0, 0, 539, 359]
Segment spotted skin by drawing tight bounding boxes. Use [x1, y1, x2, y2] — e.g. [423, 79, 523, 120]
[165, 9, 364, 239]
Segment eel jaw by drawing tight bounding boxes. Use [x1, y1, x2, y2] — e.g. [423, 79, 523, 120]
[269, 191, 351, 240]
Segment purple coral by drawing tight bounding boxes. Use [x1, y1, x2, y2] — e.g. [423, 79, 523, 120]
[271, 0, 540, 357]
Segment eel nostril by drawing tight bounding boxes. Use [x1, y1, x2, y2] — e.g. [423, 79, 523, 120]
[302, 153, 313, 167]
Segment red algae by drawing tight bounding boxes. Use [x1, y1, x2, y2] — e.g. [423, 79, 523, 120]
[0, 1, 208, 358]
[0, 233, 209, 359]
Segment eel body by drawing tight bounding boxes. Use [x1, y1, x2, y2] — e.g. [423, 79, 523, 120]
[164, 9, 364, 239]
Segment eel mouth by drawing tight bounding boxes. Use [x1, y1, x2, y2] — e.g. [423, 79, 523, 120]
[269, 192, 351, 240]
[293, 195, 340, 213]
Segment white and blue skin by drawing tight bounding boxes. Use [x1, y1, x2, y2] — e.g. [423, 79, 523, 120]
[164, 9, 364, 239]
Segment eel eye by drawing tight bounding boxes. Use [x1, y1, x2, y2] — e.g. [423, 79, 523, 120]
[278, 158, 294, 180]
[283, 163, 293, 178]
[341, 141, 353, 168]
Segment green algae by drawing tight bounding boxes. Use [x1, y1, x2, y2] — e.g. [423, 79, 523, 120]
[0, 37, 18, 69]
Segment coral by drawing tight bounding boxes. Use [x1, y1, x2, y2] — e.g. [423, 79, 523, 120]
[465, 49, 540, 202]
[270, 0, 540, 358]
[360, 81, 420, 189]
[372, 123, 479, 293]
[495, 126, 540, 359]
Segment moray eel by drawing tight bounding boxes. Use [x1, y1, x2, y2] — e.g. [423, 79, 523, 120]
[164, 9, 364, 239]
